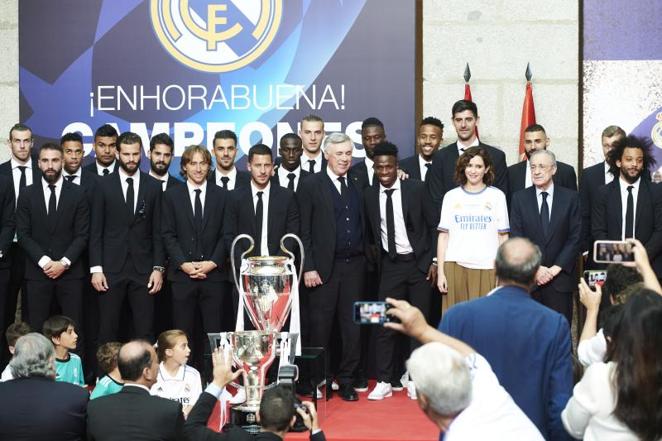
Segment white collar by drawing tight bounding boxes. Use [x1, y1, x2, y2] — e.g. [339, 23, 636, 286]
[251, 181, 270, 197]
[10, 157, 32, 169]
[149, 170, 168, 182]
[41, 175, 64, 190]
[380, 178, 401, 193]
[118, 166, 139, 181]
[186, 179, 207, 193]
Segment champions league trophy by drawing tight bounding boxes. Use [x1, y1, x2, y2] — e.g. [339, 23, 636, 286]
[208, 233, 303, 433]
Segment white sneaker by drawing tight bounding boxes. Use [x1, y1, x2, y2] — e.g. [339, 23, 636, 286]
[331, 380, 339, 391]
[367, 381, 393, 400]
[407, 380, 417, 400]
[229, 387, 246, 404]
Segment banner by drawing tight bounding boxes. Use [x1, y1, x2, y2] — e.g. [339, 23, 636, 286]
[19, 0, 416, 172]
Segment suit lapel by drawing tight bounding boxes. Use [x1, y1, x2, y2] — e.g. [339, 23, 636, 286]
[635, 180, 648, 237]
[130, 173, 147, 225]
[400, 182, 410, 224]
[525, 187, 544, 239]
[181, 184, 195, 229]
[545, 189, 563, 244]
[111, 172, 132, 225]
[201, 184, 215, 231]
[610, 180, 623, 234]
[267, 186, 277, 245]
[320, 174, 336, 234]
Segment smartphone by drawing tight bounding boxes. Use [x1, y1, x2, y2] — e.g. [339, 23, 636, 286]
[583, 270, 607, 289]
[353, 301, 393, 324]
[593, 240, 635, 264]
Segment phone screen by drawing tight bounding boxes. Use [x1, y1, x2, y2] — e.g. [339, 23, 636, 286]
[593, 240, 635, 263]
[583, 270, 607, 288]
[353, 301, 391, 324]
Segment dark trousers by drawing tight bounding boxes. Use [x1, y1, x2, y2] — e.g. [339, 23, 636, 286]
[171, 279, 223, 342]
[532, 284, 573, 326]
[26, 277, 84, 336]
[308, 257, 364, 385]
[0, 267, 12, 366]
[375, 254, 432, 382]
[97, 257, 154, 344]
[5, 244, 26, 324]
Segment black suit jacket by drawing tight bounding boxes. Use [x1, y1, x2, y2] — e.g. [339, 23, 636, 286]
[507, 160, 577, 199]
[271, 166, 311, 192]
[208, 169, 251, 190]
[83, 161, 117, 176]
[281, 155, 327, 173]
[510, 186, 581, 292]
[0, 376, 88, 441]
[426, 142, 509, 216]
[399, 154, 424, 181]
[16, 180, 90, 280]
[579, 161, 609, 254]
[298, 172, 364, 281]
[89, 172, 164, 274]
[348, 160, 377, 191]
[224, 184, 299, 263]
[0, 176, 15, 269]
[184, 391, 326, 441]
[0, 159, 42, 201]
[162, 182, 228, 282]
[592, 178, 662, 276]
[363, 180, 437, 274]
[87, 385, 184, 441]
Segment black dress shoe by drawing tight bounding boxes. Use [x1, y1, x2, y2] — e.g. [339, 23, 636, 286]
[339, 384, 359, 401]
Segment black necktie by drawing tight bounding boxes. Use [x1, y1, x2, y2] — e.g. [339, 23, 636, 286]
[126, 177, 134, 216]
[424, 163, 431, 169]
[338, 176, 348, 198]
[64, 175, 76, 183]
[48, 184, 57, 224]
[220, 176, 229, 189]
[102, 168, 110, 176]
[194, 189, 202, 227]
[18, 166, 26, 192]
[308, 160, 316, 173]
[625, 185, 634, 239]
[255, 191, 264, 255]
[540, 191, 550, 236]
[385, 189, 397, 260]
[287, 173, 296, 191]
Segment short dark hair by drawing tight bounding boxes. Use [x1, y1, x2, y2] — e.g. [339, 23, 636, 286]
[118, 341, 153, 381]
[248, 144, 272, 163]
[60, 132, 83, 145]
[451, 100, 478, 118]
[279, 133, 302, 148]
[42, 315, 75, 341]
[421, 116, 444, 130]
[116, 131, 143, 151]
[454, 146, 495, 186]
[259, 385, 295, 432]
[606, 135, 656, 176]
[373, 141, 398, 158]
[96, 342, 122, 374]
[213, 130, 237, 145]
[180, 145, 212, 178]
[361, 117, 384, 131]
[494, 238, 542, 286]
[5, 321, 31, 347]
[602, 125, 626, 139]
[149, 133, 174, 153]
[9, 123, 32, 140]
[524, 124, 546, 134]
[39, 142, 63, 155]
[301, 114, 323, 124]
[602, 264, 643, 304]
[94, 124, 118, 140]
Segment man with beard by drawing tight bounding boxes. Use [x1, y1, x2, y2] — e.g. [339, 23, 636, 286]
[349, 118, 385, 190]
[61, 132, 99, 198]
[16, 143, 89, 334]
[299, 115, 327, 173]
[208, 130, 250, 191]
[84, 124, 118, 176]
[593, 135, 662, 278]
[148, 133, 181, 191]
[273, 133, 310, 191]
[399, 117, 444, 181]
[90, 132, 165, 343]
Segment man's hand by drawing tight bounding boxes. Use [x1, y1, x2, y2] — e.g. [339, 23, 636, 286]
[623, 238, 649, 272]
[384, 298, 429, 341]
[211, 347, 243, 388]
[92, 272, 109, 292]
[397, 169, 409, 180]
[295, 401, 320, 432]
[44, 261, 66, 279]
[181, 262, 198, 276]
[535, 266, 553, 285]
[304, 271, 323, 288]
[578, 278, 601, 312]
[196, 261, 217, 275]
[426, 264, 438, 286]
[147, 271, 163, 294]
[437, 272, 447, 293]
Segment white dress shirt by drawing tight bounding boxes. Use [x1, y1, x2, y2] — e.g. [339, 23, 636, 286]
[62, 168, 82, 185]
[251, 182, 270, 256]
[38, 176, 71, 269]
[379, 180, 413, 254]
[619, 177, 639, 240]
[525, 159, 533, 188]
[301, 151, 324, 173]
[215, 166, 237, 190]
[149, 170, 169, 192]
[536, 183, 554, 220]
[418, 154, 432, 181]
[96, 160, 116, 176]
[364, 157, 374, 186]
[11, 157, 34, 200]
[325, 167, 346, 194]
[119, 167, 140, 213]
[456, 138, 480, 155]
[604, 162, 614, 185]
[277, 165, 301, 190]
[187, 180, 207, 217]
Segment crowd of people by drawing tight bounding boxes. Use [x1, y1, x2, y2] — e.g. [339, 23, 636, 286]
[0, 98, 661, 440]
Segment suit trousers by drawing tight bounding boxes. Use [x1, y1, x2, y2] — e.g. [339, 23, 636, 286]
[5, 244, 26, 324]
[375, 254, 432, 382]
[26, 278, 84, 336]
[171, 279, 222, 348]
[532, 284, 573, 326]
[0, 268, 12, 366]
[98, 256, 154, 344]
[308, 256, 364, 385]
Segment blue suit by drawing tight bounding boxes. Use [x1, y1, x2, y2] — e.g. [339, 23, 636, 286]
[439, 285, 572, 441]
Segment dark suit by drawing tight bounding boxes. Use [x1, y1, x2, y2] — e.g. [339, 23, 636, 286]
[271, 165, 311, 192]
[348, 160, 377, 191]
[510, 186, 581, 323]
[592, 177, 662, 277]
[440, 286, 573, 441]
[399, 154, 431, 181]
[0, 176, 15, 364]
[87, 385, 184, 441]
[287, 155, 327, 174]
[0, 376, 88, 441]
[90, 172, 164, 343]
[208, 169, 250, 190]
[507, 159, 577, 201]
[16, 179, 90, 332]
[426, 142, 509, 217]
[83, 161, 117, 176]
[579, 161, 610, 260]
[153, 174, 182, 192]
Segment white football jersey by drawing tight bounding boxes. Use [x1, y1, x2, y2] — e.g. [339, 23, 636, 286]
[150, 362, 202, 407]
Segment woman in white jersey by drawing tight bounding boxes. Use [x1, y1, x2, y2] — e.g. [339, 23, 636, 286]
[437, 146, 509, 312]
[151, 329, 202, 418]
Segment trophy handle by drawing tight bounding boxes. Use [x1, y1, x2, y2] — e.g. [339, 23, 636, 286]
[280, 233, 304, 282]
[231, 234, 255, 292]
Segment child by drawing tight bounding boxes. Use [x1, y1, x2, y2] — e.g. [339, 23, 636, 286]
[90, 342, 123, 399]
[42, 315, 84, 386]
[151, 330, 203, 417]
[1, 322, 31, 381]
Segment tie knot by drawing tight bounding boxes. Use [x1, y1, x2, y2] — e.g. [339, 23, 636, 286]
[126, 177, 133, 185]
[308, 160, 316, 166]
[627, 185, 634, 193]
[256, 191, 263, 200]
[194, 189, 201, 196]
[65, 175, 76, 182]
[48, 184, 56, 191]
[103, 168, 110, 175]
[425, 163, 431, 169]
[338, 176, 346, 186]
[541, 191, 548, 200]
[384, 188, 395, 197]
[287, 173, 296, 180]
[18, 166, 26, 172]
[220, 176, 229, 185]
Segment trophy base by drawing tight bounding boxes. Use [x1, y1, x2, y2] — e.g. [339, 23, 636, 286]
[231, 404, 261, 434]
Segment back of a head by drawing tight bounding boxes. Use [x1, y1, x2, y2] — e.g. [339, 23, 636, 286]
[602, 264, 643, 304]
[494, 238, 542, 287]
[407, 342, 471, 417]
[118, 341, 152, 382]
[9, 333, 56, 379]
[259, 385, 295, 432]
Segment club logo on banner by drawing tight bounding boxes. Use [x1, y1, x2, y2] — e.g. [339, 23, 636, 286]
[151, 0, 282, 72]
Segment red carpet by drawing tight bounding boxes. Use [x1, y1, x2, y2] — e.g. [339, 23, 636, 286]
[207, 383, 439, 441]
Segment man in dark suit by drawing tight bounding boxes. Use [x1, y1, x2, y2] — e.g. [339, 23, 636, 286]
[0, 175, 14, 366]
[298, 133, 364, 401]
[593, 135, 662, 278]
[399, 116, 444, 182]
[148, 133, 181, 191]
[61, 132, 99, 197]
[426, 100, 508, 215]
[209, 130, 250, 190]
[298, 115, 327, 173]
[507, 124, 577, 202]
[348, 117, 385, 190]
[162, 145, 228, 364]
[83, 124, 118, 176]
[16, 143, 90, 334]
[439, 238, 573, 440]
[0, 333, 88, 441]
[363, 142, 437, 401]
[90, 132, 165, 344]
[273, 133, 310, 191]
[87, 340, 184, 441]
[510, 150, 581, 324]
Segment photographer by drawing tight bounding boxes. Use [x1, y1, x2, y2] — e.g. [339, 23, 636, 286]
[183, 349, 325, 441]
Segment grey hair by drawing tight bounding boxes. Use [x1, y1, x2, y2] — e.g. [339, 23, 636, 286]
[407, 342, 472, 416]
[529, 149, 556, 167]
[9, 333, 56, 379]
[495, 237, 542, 286]
[322, 132, 353, 153]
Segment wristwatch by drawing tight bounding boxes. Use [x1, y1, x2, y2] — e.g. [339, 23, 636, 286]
[152, 266, 165, 273]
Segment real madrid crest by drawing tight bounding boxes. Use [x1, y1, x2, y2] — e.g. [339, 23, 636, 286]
[651, 112, 662, 149]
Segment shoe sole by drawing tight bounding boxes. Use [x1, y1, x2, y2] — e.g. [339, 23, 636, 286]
[368, 392, 393, 401]
[354, 387, 368, 392]
[391, 386, 404, 392]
